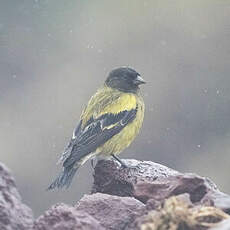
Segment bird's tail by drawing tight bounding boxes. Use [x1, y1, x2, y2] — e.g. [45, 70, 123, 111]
[47, 164, 79, 190]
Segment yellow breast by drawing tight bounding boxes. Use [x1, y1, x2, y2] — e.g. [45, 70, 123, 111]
[98, 93, 145, 156]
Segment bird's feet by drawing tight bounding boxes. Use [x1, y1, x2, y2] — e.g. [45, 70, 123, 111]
[112, 154, 127, 167]
[90, 158, 97, 169]
[112, 154, 139, 170]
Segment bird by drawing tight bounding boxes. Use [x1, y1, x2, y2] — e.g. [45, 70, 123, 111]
[48, 67, 145, 190]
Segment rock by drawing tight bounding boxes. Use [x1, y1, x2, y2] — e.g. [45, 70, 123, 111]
[34, 203, 104, 230]
[92, 159, 179, 197]
[0, 162, 33, 230]
[92, 159, 230, 213]
[2, 158, 230, 230]
[75, 193, 146, 230]
[202, 191, 230, 214]
[210, 218, 230, 230]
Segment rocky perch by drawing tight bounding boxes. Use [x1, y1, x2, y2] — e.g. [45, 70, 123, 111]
[1, 159, 230, 230]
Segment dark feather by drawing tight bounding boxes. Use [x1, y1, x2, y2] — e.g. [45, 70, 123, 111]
[47, 163, 79, 190]
[57, 120, 83, 164]
[63, 107, 137, 168]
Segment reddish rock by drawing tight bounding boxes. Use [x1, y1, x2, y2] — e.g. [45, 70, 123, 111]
[92, 159, 230, 213]
[0, 163, 33, 230]
[75, 193, 146, 230]
[92, 159, 179, 197]
[34, 203, 104, 230]
[2, 158, 230, 230]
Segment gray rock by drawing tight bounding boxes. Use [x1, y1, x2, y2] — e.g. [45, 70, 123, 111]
[0, 162, 33, 230]
[210, 218, 230, 230]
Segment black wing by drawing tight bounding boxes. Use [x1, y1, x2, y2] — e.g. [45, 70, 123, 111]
[62, 107, 137, 168]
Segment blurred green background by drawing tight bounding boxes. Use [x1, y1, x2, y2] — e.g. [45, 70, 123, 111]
[1, 0, 230, 216]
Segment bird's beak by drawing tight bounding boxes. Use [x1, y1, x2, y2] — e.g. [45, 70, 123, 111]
[134, 75, 146, 85]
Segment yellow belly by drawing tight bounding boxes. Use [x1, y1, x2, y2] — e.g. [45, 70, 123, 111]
[97, 97, 144, 157]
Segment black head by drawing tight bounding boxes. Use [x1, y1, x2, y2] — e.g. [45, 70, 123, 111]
[105, 67, 145, 93]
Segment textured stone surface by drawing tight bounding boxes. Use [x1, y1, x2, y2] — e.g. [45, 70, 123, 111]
[75, 193, 146, 230]
[1, 158, 230, 230]
[92, 159, 230, 213]
[210, 218, 230, 230]
[0, 162, 33, 230]
[92, 159, 179, 198]
[34, 203, 104, 230]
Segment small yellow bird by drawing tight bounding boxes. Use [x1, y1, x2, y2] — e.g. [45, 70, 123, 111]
[48, 67, 145, 189]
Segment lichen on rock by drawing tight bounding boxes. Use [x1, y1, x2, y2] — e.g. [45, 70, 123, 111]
[139, 196, 229, 230]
